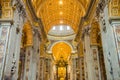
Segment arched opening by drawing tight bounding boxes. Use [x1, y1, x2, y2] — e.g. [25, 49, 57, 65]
[18, 21, 33, 80]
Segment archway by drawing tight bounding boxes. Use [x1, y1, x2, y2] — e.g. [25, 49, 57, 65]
[18, 21, 33, 80]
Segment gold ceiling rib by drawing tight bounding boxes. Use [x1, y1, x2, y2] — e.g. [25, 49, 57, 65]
[74, 0, 99, 43]
[32, 0, 91, 33]
[24, 0, 48, 43]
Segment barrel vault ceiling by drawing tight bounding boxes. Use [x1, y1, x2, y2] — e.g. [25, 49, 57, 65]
[31, 0, 91, 34]
[30, 0, 92, 62]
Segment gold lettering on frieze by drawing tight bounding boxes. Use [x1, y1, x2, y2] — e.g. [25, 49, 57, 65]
[1, 0, 13, 19]
[113, 0, 119, 6]
[3, 2, 10, 8]
[109, 0, 120, 17]
[2, 8, 12, 18]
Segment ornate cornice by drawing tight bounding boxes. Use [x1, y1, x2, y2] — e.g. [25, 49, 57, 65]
[90, 20, 100, 46]
[1, 0, 13, 19]
[98, 12, 107, 33]
[74, 0, 99, 44]
[12, 0, 26, 18]
[109, 0, 120, 19]
[25, 0, 48, 43]
[96, 0, 111, 18]
[0, 19, 13, 24]
[33, 28, 41, 41]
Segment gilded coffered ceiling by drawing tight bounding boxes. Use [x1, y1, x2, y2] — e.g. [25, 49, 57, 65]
[31, 0, 91, 33]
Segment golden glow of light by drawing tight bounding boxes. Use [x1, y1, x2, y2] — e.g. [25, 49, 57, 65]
[60, 11, 63, 15]
[59, 0, 63, 5]
[58, 67, 66, 78]
[60, 78, 64, 80]
[60, 20, 63, 23]
[52, 42, 71, 61]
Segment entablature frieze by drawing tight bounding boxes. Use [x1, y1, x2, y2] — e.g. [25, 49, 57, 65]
[109, 0, 120, 19]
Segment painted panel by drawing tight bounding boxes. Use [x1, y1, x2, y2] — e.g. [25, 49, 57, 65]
[0, 23, 10, 79]
[113, 25, 120, 65]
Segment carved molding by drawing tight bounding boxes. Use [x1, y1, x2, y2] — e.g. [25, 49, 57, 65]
[109, 0, 120, 18]
[82, 26, 91, 39]
[90, 21, 100, 46]
[11, 0, 26, 18]
[98, 12, 107, 33]
[22, 21, 33, 47]
[96, 0, 111, 18]
[1, 0, 13, 19]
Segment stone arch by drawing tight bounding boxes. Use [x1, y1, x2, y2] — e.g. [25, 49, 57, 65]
[18, 21, 33, 80]
[90, 19, 101, 45]
[21, 21, 33, 47]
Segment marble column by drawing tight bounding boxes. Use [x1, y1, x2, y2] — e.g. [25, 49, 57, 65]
[99, 5, 120, 80]
[29, 29, 40, 80]
[77, 41, 85, 80]
[39, 42, 46, 80]
[18, 48, 25, 80]
[72, 58, 75, 80]
[79, 57, 84, 80]
[51, 61, 56, 80]
[84, 27, 95, 80]
[24, 47, 33, 80]
[50, 59, 53, 80]
[39, 57, 45, 80]
[98, 47, 106, 80]
[1, 0, 26, 79]
[90, 46, 101, 80]
[67, 64, 71, 80]
[90, 21, 102, 80]
[44, 58, 52, 80]
[0, 21, 12, 80]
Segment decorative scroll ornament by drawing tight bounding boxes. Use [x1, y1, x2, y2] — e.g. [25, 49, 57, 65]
[109, 0, 120, 17]
[96, 0, 111, 18]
